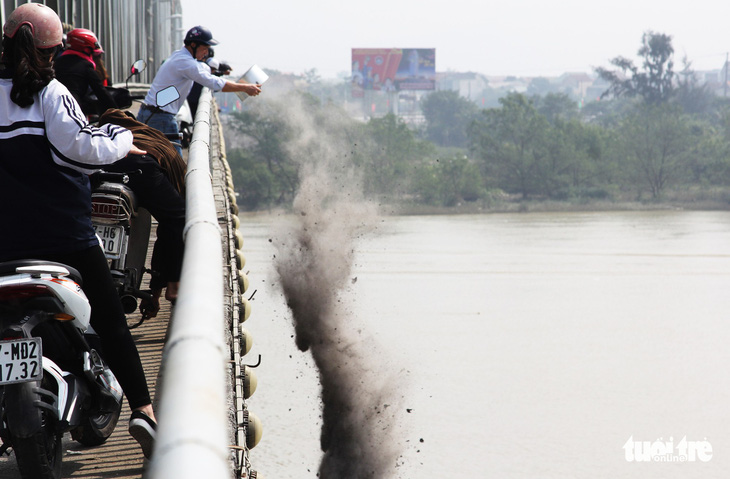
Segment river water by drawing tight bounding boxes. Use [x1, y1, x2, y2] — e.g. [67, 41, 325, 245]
[241, 210, 730, 479]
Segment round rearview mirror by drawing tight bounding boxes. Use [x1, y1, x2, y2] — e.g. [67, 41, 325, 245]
[131, 59, 146, 75]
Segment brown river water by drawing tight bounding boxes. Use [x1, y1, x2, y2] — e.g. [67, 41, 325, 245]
[245, 210, 730, 479]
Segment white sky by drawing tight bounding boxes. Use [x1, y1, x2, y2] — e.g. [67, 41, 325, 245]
[180, 0, 730, 79]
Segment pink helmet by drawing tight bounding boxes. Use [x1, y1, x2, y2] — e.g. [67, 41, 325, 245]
[3, 3, 63, 49]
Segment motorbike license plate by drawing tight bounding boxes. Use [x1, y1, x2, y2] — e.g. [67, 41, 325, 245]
[95, 225, 124, 257]
[0, 338, 42, 385]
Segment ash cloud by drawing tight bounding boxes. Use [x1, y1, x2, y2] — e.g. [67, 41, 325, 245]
[269, 93, 405, 478]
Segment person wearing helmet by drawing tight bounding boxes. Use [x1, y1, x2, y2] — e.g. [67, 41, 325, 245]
[0, 3, 157, 458]
[187, 49, 233, 118]
[54, 27, 117, 116]
[138, 25, 262, 157]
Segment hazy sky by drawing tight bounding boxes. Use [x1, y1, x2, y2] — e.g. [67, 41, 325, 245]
[180, 0, 729, 80]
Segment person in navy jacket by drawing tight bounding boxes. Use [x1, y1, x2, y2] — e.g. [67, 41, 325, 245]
[0, 3, 157, 458]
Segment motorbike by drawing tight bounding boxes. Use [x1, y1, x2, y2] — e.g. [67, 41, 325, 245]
[91, 170, 154, 327]
[91, 84, 184, 328]
[0, 260, 123, 479]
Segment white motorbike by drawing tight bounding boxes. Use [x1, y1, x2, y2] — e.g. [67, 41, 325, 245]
[0, 260, 123, 479]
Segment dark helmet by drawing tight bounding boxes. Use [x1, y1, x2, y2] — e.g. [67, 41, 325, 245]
[66, 28, 103, 55]
[2, 3, 63, 49]
[184, 26, 218, 46]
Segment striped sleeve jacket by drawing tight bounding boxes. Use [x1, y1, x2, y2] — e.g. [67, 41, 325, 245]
[0, 74, 134, 259]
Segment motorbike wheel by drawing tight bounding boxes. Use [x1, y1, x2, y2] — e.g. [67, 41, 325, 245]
[72, 399, 122, 446]
[72, 360, 123, 446]
[6, 381, 62, 479]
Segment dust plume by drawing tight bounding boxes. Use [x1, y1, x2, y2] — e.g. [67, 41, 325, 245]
[269, 94, 405, 478]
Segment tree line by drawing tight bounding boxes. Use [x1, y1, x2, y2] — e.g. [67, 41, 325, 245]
[223, 32, 730, 212]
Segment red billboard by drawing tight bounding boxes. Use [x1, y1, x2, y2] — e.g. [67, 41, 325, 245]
[351, 48, 435, 96]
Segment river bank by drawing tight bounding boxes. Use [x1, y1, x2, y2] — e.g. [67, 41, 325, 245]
[390, 193, 730, 215]
[239, 188, 730, 217]
[392, 200, 730, 215]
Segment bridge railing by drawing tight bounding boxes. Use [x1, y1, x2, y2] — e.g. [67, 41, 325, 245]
[146, 88, 232, 478]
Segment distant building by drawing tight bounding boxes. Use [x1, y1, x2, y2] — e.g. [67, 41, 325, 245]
[436, 72, 490, 102]
[558, 72, 594, 99]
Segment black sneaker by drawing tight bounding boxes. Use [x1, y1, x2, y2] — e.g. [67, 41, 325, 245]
[129, 410, 156, 458]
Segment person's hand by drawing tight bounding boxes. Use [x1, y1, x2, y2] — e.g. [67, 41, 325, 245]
[139, 289, 161, 319]
[130, 145, 147, 156]
[242, 82, 262, 96]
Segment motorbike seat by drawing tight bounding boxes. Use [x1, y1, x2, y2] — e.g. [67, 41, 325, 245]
[0, 259, 83, 286]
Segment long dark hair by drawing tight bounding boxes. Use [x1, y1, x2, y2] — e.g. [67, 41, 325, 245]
[1, 25, 55, 107]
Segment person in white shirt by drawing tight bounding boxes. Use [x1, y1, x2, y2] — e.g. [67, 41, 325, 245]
[138, 25, 261, 156]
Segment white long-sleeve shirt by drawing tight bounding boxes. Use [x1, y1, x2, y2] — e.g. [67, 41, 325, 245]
[143, 47, 227, 114]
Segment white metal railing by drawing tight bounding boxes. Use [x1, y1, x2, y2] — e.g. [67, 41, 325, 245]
[146, 88, 232, 478]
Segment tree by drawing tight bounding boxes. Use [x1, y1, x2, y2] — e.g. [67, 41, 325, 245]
[615, 103, 691, 198]
[411, 155, 485, 206]
[682, 117, 725, 184]
[540, 118, 608, 198]
[675, 57, 720, 117]
[533, 92, 579, 124]
[421, 90, 479, 148]
[595, 31, 675, 105]
[227, 147, 277, 210]
[226, 100, 299, 208]
[364, 113, 434, 196]
[469, 93, 551, 199]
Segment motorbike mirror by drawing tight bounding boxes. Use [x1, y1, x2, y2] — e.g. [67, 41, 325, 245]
[130, 59, 146, 75]
[156, 86, 180, 108]
[125, 60, 147, 89]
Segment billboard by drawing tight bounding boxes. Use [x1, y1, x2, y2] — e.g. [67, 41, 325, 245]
[351, 48, 435, 96]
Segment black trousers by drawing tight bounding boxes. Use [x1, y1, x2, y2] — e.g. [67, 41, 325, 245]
[106, 155, 185, 290]
[32, 246, 152, 409]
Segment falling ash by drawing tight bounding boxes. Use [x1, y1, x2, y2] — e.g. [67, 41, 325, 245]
[269, 94, 405, 478]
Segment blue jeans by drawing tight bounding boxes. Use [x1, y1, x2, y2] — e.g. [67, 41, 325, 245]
[136, 107, 183, 158]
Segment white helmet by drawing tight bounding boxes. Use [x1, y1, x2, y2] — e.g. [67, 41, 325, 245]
[206, 57, 220, 70]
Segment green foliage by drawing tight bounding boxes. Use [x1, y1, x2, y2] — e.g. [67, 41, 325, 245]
[614, 103, 691, 198]
[675, 60, 718, 117]
[363, 113, 435, 196]
[226, 101, 299, 208]
[220, 66, 730, 212]
[595, 31, 675, 105]
[226, 147, 277, 210]
[420, 90, 479, 148]
[411, 155, 485, 206]
[470, 93, 552, 198]
[533, 93, 580, 124]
